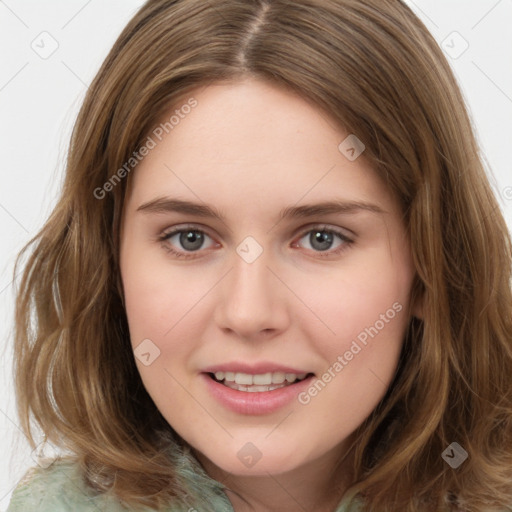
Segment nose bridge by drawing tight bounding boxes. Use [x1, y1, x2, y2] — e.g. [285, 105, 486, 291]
[232, 247, 271, 298]
[214, 240, 289, 337]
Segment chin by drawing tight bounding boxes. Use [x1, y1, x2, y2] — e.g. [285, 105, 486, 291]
[195, 441, 310, 477]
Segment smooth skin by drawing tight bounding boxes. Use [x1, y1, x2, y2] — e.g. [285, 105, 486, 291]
[119, 77, 420, 511]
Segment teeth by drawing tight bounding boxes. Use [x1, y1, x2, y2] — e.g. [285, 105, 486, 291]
[235, 372, 253, 385]
[212, 371, 309, 389]
[253, 373, 272, 385]
[223, 381, 289, 392]
[272, 371, 286, 384]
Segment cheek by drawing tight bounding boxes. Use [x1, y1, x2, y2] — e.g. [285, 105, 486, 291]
[120, 246, 220, 399]
[293, 248, 412, 357]
[290, 246, 412, 428]
[121, 246, 203, 343]
[120, 249, 204, 414]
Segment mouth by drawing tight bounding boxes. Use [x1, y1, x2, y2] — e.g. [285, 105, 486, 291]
[202, 365, 316, 414]
[207, 371, 314, 392]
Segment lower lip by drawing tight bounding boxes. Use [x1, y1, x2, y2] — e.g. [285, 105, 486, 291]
[201, 373, 315, 415]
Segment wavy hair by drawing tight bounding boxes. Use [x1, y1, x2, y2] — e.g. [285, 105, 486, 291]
[13, 0, 512, 510]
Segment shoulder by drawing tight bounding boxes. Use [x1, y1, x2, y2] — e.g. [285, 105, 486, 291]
[6, 455, 233, 512]
[6, 459, 127, 512]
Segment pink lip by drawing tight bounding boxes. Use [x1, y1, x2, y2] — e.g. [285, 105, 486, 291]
[202, 361, 310, 374]
[201, 372, 315, 415]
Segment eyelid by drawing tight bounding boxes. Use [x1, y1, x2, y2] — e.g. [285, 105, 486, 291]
[159, 222, 222, 243]
[159, 223, 354, 242]
[293, 222, 354, 240]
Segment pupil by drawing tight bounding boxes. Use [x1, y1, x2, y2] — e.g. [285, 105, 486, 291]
[311, 230, 333, 251]
[180, 231, 204, 251]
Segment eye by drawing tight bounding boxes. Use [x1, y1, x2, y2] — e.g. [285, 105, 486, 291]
[293, 225, 353, 256]
[159, 226, 217, 258]
[158, 224, 354, 260]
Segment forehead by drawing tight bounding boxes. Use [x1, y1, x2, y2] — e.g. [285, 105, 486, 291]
[125, 78, 394, 216]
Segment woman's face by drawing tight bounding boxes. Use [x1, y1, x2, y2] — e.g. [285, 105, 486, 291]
[119, 77, 417, 477]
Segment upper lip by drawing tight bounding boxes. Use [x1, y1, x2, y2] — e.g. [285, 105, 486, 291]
[202, 362, 313, 375]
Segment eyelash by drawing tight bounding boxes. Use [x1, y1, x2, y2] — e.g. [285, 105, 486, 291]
[157, 224, 354, 260]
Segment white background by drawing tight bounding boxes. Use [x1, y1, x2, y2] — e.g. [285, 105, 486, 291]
[0, 0, 511, 508]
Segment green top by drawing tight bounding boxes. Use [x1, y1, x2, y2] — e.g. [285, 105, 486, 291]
[6, 448, 363, 511]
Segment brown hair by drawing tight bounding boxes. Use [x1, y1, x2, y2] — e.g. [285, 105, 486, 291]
[14, 0, 512, 510]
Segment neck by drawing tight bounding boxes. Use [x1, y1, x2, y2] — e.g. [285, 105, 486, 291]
[194, 441, 355, 512]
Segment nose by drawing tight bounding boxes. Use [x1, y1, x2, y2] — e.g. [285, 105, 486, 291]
[214, 248, 291, 340]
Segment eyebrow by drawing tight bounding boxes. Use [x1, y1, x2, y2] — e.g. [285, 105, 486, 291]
[136, 197, 386, 223]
